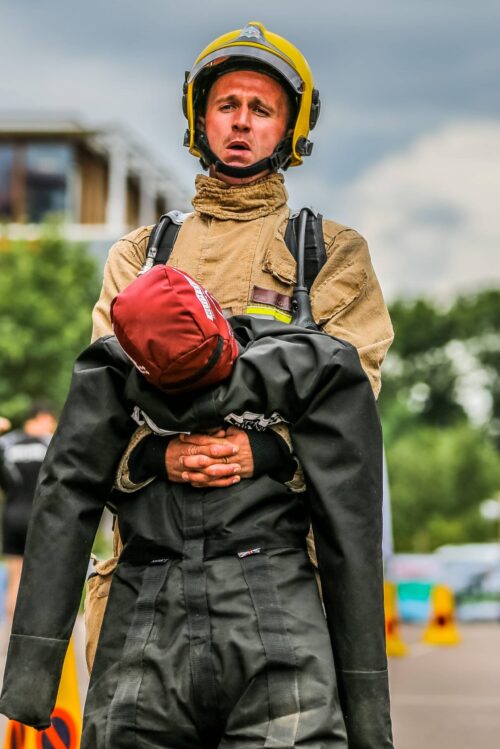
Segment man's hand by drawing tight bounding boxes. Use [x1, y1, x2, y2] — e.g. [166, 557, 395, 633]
[165, 427, 254, 488]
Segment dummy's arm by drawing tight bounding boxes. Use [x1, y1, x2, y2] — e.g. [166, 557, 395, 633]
[0, 337, 135, 729]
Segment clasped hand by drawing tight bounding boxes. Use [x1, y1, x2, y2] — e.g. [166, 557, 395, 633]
[165, 426, 254, 488]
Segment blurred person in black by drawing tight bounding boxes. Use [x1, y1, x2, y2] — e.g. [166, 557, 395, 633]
[0, 401, 57, 619]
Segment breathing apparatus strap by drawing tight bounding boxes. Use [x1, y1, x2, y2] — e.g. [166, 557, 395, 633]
[195, 131, 293, 179]
[140, 210, 188, 273]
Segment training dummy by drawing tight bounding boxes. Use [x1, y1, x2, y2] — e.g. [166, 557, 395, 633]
[0, 266, 392, 749]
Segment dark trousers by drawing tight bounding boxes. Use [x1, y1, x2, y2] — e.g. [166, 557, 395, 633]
[83, 547, 347, 749]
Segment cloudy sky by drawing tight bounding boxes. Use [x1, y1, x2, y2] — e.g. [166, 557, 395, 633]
[2, 0, 499, 300]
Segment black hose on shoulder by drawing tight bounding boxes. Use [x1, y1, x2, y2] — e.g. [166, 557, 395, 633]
[291, 208, 320, 330]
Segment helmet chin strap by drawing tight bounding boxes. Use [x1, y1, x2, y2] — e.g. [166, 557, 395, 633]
[195, 131, 292, 179]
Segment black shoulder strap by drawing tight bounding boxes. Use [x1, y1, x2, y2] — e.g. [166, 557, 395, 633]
[140, 210, 189, 274]
[284, 209, 327, 291]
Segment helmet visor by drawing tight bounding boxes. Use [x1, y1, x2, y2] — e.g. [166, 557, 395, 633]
[188, 46, 304, 93]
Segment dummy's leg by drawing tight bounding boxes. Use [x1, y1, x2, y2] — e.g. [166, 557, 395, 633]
[82, 561, 203, 749]
[211, 550, 347, 749]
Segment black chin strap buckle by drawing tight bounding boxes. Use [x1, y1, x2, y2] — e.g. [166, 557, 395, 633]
[268, 136, 292, 171]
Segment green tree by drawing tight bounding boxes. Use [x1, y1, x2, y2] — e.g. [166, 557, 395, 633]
[379, 298, 466, 432]
[448, 289, 500, 444]
[379, 289, 500, 436]
[387, 424, 500, 551]
[380, 288, 500, 550]
[0, 226, 100, 422]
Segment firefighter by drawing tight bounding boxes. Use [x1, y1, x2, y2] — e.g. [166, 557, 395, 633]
[88, 28, 395, 690]
[91, 21, 394, 747]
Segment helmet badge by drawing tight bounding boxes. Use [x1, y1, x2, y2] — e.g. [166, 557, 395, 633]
[238, 24, 263, 41]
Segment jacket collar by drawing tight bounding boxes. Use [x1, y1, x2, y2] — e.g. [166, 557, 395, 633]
[192, 173, 288, 221]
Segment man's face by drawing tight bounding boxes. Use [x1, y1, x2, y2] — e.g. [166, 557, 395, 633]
[200, 70, 290, 185]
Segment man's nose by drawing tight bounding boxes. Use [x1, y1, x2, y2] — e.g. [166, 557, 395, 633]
[232, 105, 251, 130]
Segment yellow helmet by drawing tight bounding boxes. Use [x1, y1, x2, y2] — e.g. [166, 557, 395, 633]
[182, 21, 321, 178]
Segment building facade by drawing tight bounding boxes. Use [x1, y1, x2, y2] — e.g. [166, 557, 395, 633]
[0, 116, 189, 260]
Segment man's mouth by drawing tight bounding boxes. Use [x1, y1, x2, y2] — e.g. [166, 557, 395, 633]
[226, 141, 251, 152]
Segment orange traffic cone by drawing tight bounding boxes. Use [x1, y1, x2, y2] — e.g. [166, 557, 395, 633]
[3, 637, 82, 748]
[422, 584, 461, 646]
[384, 581, 408, 657]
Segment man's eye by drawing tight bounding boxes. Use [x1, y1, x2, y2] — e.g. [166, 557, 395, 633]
[254, 107, 270, 116]
[220, 103, 234, 112]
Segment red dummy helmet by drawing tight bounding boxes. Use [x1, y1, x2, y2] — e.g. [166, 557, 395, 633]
[111, 265, 239, 393]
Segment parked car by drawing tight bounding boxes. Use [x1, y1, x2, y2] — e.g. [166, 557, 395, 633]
[434, 543, 500, 621]
[386, 544, 500, 621]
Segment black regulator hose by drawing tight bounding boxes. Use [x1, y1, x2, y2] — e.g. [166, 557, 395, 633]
[291, 208, 320, 330]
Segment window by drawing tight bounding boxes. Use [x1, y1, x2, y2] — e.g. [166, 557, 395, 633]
[25, 143, 73, 222]
[0, 141, 74, 223]
[0, 145, 14, 220]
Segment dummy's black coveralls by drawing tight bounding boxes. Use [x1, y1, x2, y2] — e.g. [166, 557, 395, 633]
[0, 319, 393, 749]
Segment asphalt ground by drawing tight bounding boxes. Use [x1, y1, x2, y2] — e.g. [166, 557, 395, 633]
[389, 623, 500, 749]
[0, 618, 499, 747]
